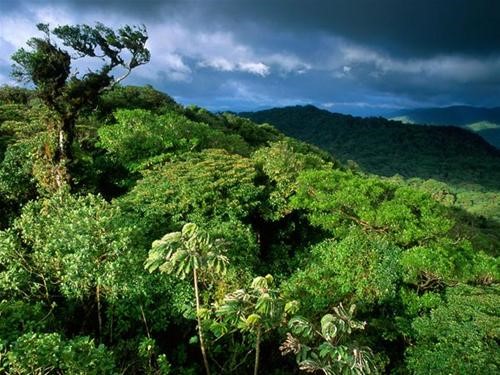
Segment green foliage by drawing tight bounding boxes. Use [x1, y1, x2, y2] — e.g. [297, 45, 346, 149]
[281, 304, 377, 374]
[220, 113, 282, 148]
[402, 177, 500, 253]
[2, 332, 116, 374]
[0, 135, 41, 228]
[243, 105, 500, 190]
[212, 274, 298, 374]
[98, 109, 251, 169]
[293, 169, 452, 246]
[0, 141, 37, 203]
[11, 22, 150, 188]
[4, 190, 140, 300]
[145, 223, 229, 280]
[400, 239, 497, 287]
[0, 99, 45, 166]
[0, 231, 34, 298]
[0, 103, 84, 196]
[253, 140, 329, 220]
[98, 85, 179, 116]
[204, 219, 259, 274]
[181, 107, 285, 154]
[119, 149, 261, 228]
[137, 337, 172, 375]
[146, 223, 230, 375]
[12, 23, 149, 99]
[0, 86, 34, 105]
[214, 274, 297, 335]
[98, 109, 191, 167]
[285, 230, 401, 313]
[0, 300, 52, 344]
[11, 26, 71, 97]
[0, 77, 498, 374]
[406, 284, 499, 374]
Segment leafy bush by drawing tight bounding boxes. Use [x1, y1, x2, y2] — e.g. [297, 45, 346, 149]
[98, 109, 251, 170]
[406, 285, 500, 374]
[2, 333, 116, 374]
[285, 230, 401, 313]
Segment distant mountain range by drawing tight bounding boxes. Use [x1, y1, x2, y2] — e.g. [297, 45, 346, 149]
[241, 105, 500, 189]
[388, 105, 500, 148]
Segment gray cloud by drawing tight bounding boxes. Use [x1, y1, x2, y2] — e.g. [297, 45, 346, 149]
[21, 0, 498, 57]
[1, 0, 499, 115]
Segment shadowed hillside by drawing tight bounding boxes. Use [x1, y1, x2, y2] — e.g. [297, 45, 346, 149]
[241, 105, 500, 190]
[389, 105, 500, 148]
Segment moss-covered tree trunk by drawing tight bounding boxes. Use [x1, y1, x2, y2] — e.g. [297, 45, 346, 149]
[54, 115, 75, 188]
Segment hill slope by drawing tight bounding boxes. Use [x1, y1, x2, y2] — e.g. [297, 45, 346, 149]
[389, 105, 500, 148]
[0, 85, 499, 375]
[241, 105, 500, 190]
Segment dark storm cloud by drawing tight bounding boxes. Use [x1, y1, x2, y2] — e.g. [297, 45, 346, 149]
[19, 0, 500, 58]
[212, 0, 500, 58]
[1, 0, 499, 114]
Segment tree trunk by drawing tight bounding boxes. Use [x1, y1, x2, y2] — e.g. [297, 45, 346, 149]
[254, 326, 261, 375]
[193, 268, 211, 375]
[96, 284, 102, 341]
[54, 115, 75, 188]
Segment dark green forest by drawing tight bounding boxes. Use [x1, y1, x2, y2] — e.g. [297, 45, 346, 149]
[241, 105, 500, 188]
[0, 24, 499, 375]
[388, 105, 500, 149]
[243, 105, 500, 223]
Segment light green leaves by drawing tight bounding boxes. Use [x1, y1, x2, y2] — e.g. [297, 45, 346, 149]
[284, 300, 300, 315]
[288, 316, 314, 339]
[406, 284, 500, 375]
[253, 140, 329, 220]
[320, 314, 338, 341]
[120, 149, 262, 228]
[292, 169, 452, 245]
[145, 231, 182, 274]
[245, 313, 262, 328]
[282, 304, 375, 375]
[285, 230, 402, 314]
[3, 332, 117, 374]
[250, 274, 272, 291]
[3, 190, 139, 300]
[181, 223, 197, 238]
[400, 239, 498, 287]
[98, 109, 252, 170]
[145, 223, 231, 375]
[214, 274, 296, 335]
[145, 223, 228, 281]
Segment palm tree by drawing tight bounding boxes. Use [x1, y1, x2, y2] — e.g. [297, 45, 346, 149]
[145, 223, 228, 375]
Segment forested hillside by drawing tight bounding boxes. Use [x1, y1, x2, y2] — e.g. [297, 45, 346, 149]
[0, 23, 499, 375]
[1, 83, 499, 374]
[389, 106, 500, 148]
[241, 105, 500, 189]
[242, 105, 500, 231]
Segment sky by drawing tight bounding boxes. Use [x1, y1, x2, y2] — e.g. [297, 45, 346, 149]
[1, 0, 499, 116]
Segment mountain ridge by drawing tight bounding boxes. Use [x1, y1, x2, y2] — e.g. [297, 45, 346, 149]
[240, 104, 500, 190]
[388, 105, 500, 124]
[386, 105, 500, 148]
